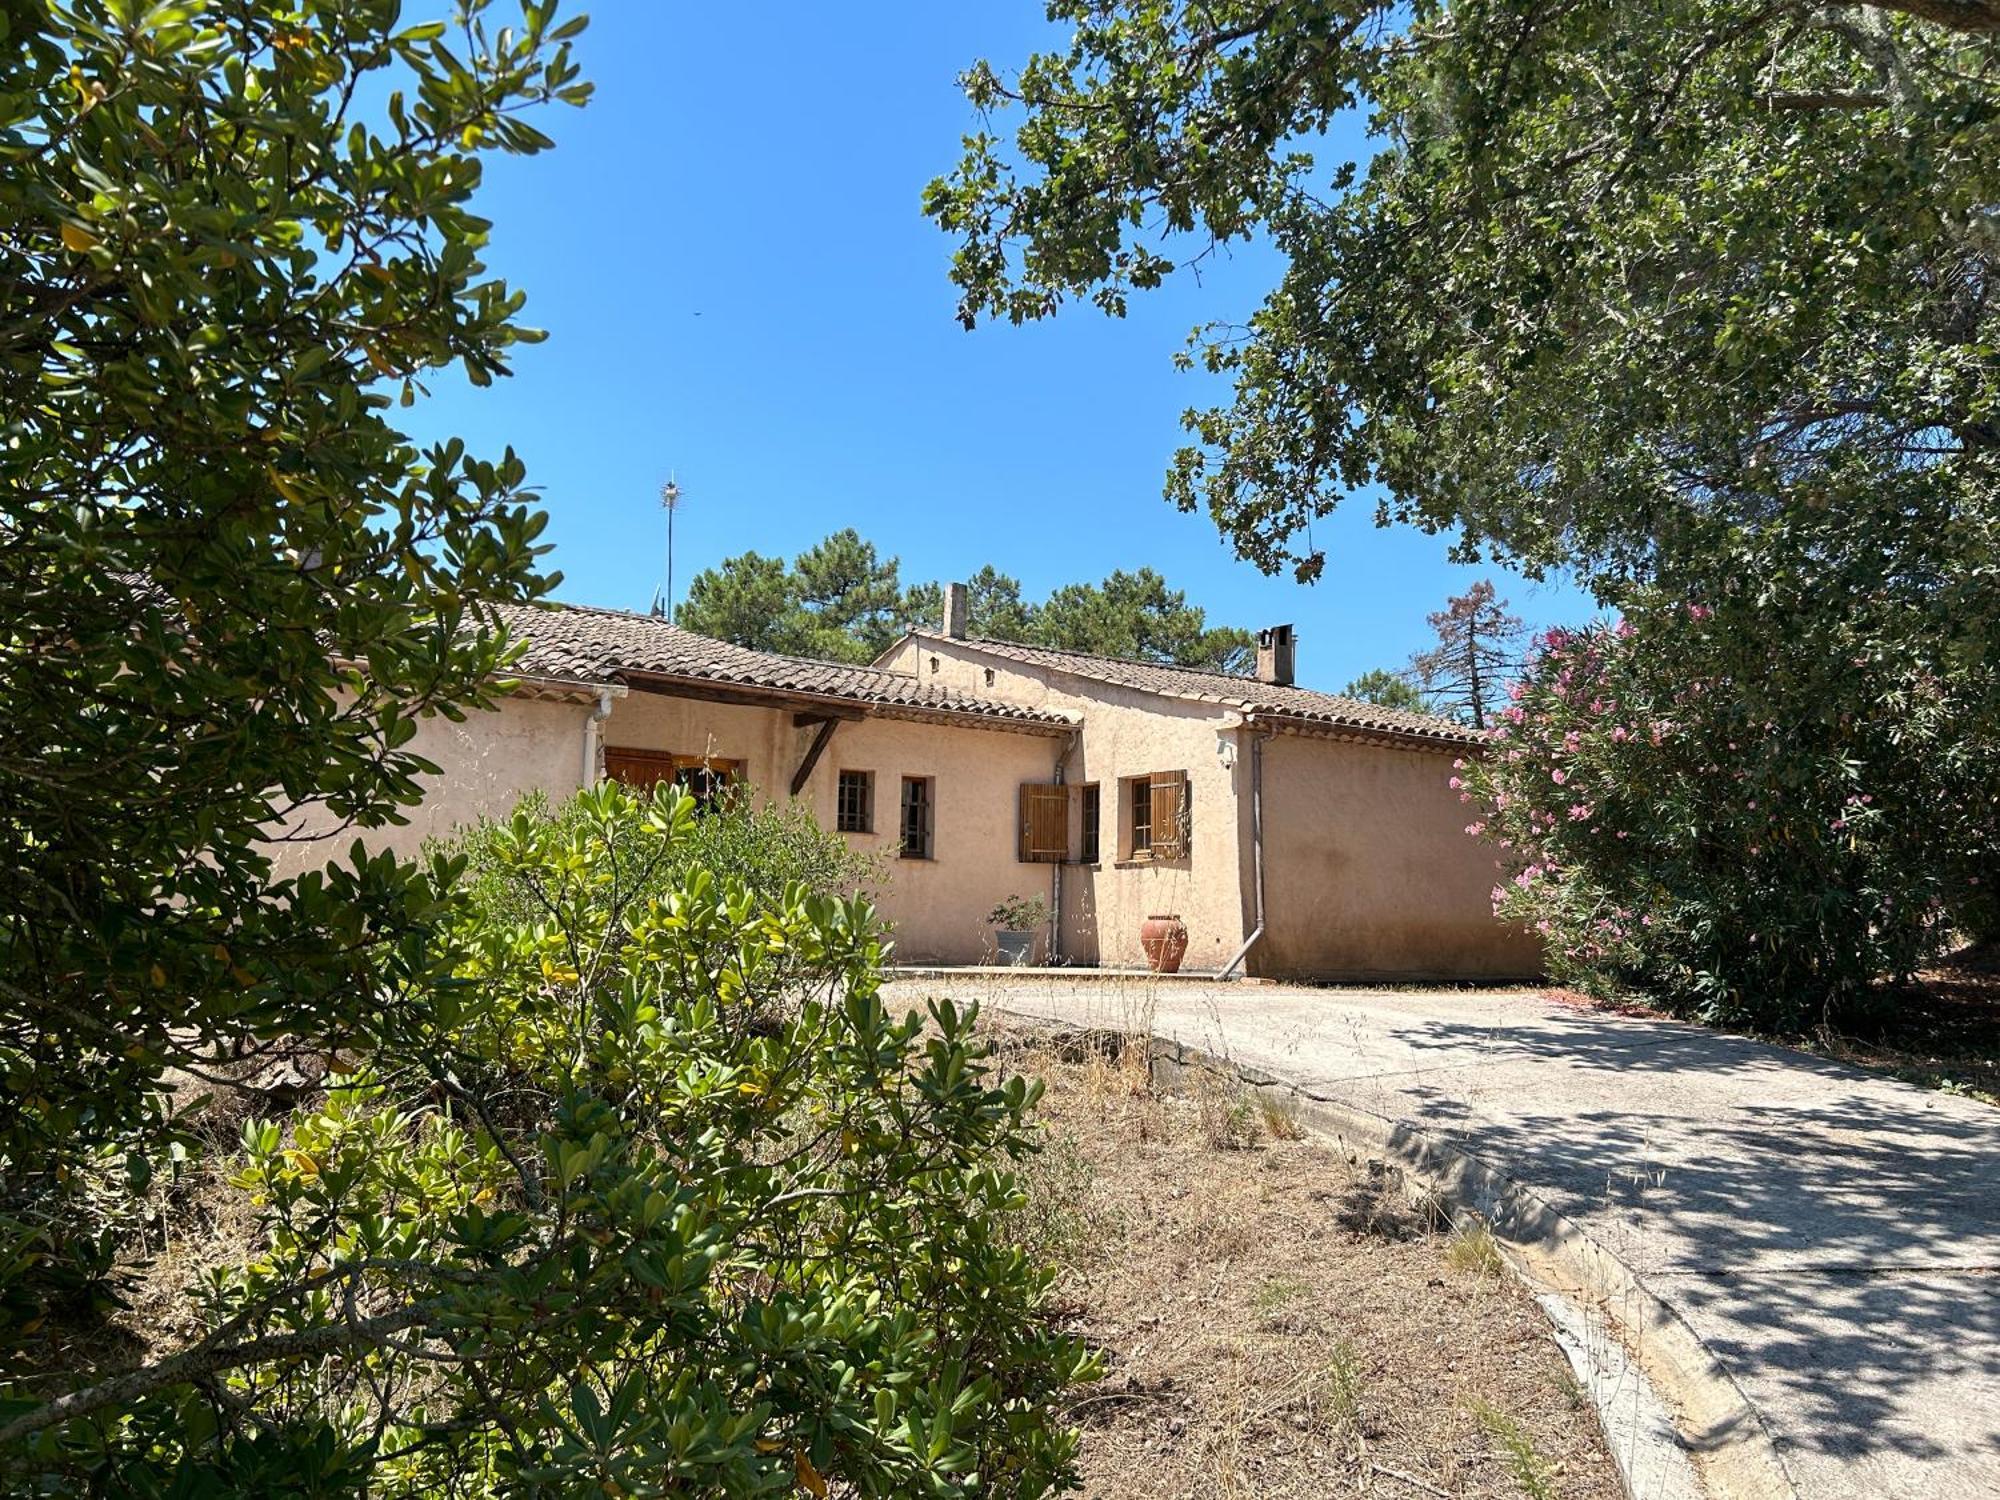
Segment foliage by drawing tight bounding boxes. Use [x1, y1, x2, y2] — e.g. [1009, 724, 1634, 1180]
[678, 529, 925, 663]
[1409, 583, 1524, 729]
[1032, 567, 1253, 672]
[1461, 604, 2000, 1026]
[684, 532, 1255, 670]
[1341, 669, 1424, 712]
[988, 893, 1052, 932]
[928, 2, 2000, 594]
[929, 2, 2000, 1013]
[450, 785, 881, 932]
[0, 0, 588, 1357]
[2, 784, 1097, 1495]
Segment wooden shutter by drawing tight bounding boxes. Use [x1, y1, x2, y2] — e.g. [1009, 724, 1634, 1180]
[1149, 770, 1189, 859]
[1018, 783, 1069, 862]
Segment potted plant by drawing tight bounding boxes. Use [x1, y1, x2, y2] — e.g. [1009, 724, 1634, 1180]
[988, 893, 1050, 966]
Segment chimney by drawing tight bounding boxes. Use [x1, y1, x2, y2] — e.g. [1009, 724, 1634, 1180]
[943, 581, 969, 639]
[1256, 624, 1296, 686]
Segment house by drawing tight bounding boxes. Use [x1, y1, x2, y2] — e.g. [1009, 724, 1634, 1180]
[268, 588, 1536, 979]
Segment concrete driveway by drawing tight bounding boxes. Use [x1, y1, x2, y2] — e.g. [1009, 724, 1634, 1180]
[882, 975, 2000, 1500]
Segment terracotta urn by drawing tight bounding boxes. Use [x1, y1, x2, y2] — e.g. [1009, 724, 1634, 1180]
[1140, 914, 1189, 974]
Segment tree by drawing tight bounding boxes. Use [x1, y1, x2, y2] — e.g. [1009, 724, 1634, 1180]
[928, 1, 2000, 1004]
[905, 564, 1038, 642]
[928, 3, 2000, 603]
[0, 0, 588, 1354]
[679, 530, 916, 664]
[1032, 567, 1254, 670]
[1408, 583, 1524, 728]
[1342, 669, 1424, 712]
[686, 537, 1257, 671]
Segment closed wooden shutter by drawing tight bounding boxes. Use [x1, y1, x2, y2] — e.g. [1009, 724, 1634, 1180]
[1018, 783, 1069, 862]
[1149, 770, 1189, 859]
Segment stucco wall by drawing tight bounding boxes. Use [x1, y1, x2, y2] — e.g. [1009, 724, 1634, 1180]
[267, 682, 1069, 967]
[880, 638, 1253, 971]
[265, 694, 594, 879]
[1255, 732, 1541, 980]
[790, 714, 1065, 965]
[588, 689, 1070, 964]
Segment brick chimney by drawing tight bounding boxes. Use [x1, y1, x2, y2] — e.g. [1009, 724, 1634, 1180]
[1256, 624, 1296, 686]
[943, 581, 969, 639]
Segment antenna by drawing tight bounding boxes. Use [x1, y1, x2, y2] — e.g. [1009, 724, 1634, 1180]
[658, 474, 683, 623]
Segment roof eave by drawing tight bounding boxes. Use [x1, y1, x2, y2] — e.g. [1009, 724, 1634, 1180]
[615, 667, 1073, 735]
[1245, 709, 1485, 753]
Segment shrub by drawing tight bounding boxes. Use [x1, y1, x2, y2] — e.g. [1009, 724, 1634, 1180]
[988, 894, 1051, 932]
[1462, 604, 1999, 1027]
[3, 785, 1096, 1495]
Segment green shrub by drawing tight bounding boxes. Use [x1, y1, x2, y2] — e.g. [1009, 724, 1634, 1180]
[1463, 605, 1999, 1027]
[4, 784, 1096, 1495]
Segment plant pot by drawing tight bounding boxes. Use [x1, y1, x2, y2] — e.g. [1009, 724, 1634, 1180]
[995, 929, 1035, 966]
[1140, 914, 1189, 974]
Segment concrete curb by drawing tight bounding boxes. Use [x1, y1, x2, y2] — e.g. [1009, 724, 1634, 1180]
[1007, 1012, 1800, 1500]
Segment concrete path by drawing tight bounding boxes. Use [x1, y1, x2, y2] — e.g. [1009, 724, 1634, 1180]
[883, 976, 2000, 1500]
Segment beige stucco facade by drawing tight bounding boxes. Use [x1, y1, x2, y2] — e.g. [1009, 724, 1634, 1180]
[269, 615, 1535, 980]
[877, 637, 1253, 973]
[1254, 732, 1541, 980]
[265, 689, 601, 879]
[266, 680, 1072, 967]
[879, 635, 1537, 981]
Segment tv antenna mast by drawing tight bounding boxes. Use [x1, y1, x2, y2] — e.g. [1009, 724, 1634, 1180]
[655, 475, 684, 621]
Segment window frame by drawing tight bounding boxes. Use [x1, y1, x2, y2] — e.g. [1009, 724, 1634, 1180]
[1078, 783, 1101, 865]
[899, 775, 935, 860]
[605, 748, 745, 805]
[835, 768, 874, 834]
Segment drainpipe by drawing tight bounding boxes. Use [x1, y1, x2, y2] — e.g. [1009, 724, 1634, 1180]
[1050, 727, 1080, 966]
[1220, 725, 1268, 980]
[581, 687, 615, 788]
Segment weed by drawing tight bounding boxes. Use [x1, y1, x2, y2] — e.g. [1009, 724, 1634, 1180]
[1010, 1129, 1115, 1272]
[1257, 1092, 1307, 1141]
[1470, 1399, 1558, 1500]
[1320, 1338, 1365, 1441]
[1251, 1274, 1308, 1316]
[1195, 1072, 1264, 1151]
[1445, 1219, 1506, 1278]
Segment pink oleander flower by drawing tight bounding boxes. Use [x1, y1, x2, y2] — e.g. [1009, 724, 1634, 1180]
[1448, 776, 1463, 790]
[1567, 804, 1593, 820]
[1611, 726, 1630, 743]
[1465, 822, 1486, 837]
[1551, 768, 1569, 785]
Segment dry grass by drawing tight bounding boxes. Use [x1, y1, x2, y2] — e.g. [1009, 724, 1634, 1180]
[991, 1023, 1623, 1500]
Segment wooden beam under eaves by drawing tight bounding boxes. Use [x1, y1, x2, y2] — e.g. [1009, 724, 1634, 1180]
[790, 717, 839, 796]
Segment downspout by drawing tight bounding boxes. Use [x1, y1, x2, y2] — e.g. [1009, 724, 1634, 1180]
[1050, 727, 1080, 966]
[581, 687, 615, 788]
[1220, 725, 1268, 980]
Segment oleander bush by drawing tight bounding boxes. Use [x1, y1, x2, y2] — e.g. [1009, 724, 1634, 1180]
[1462, 603, 1999, 1027]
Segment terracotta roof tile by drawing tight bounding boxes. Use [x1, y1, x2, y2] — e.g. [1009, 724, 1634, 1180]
[499, 602, 1075, 730]
[917, 634, 1481, 746]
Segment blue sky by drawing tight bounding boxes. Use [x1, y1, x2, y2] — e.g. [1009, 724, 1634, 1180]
[405, 3, 1595, 693]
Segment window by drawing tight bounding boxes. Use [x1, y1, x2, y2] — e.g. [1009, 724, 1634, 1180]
[1079, 784, 1100, 864]
[900, 776, 934, 859]
[836, 770, 874, 833]
[604, 750, 744, 815]
[1121, 771, 1189, 861]
[1017, 782, 1069, 862]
